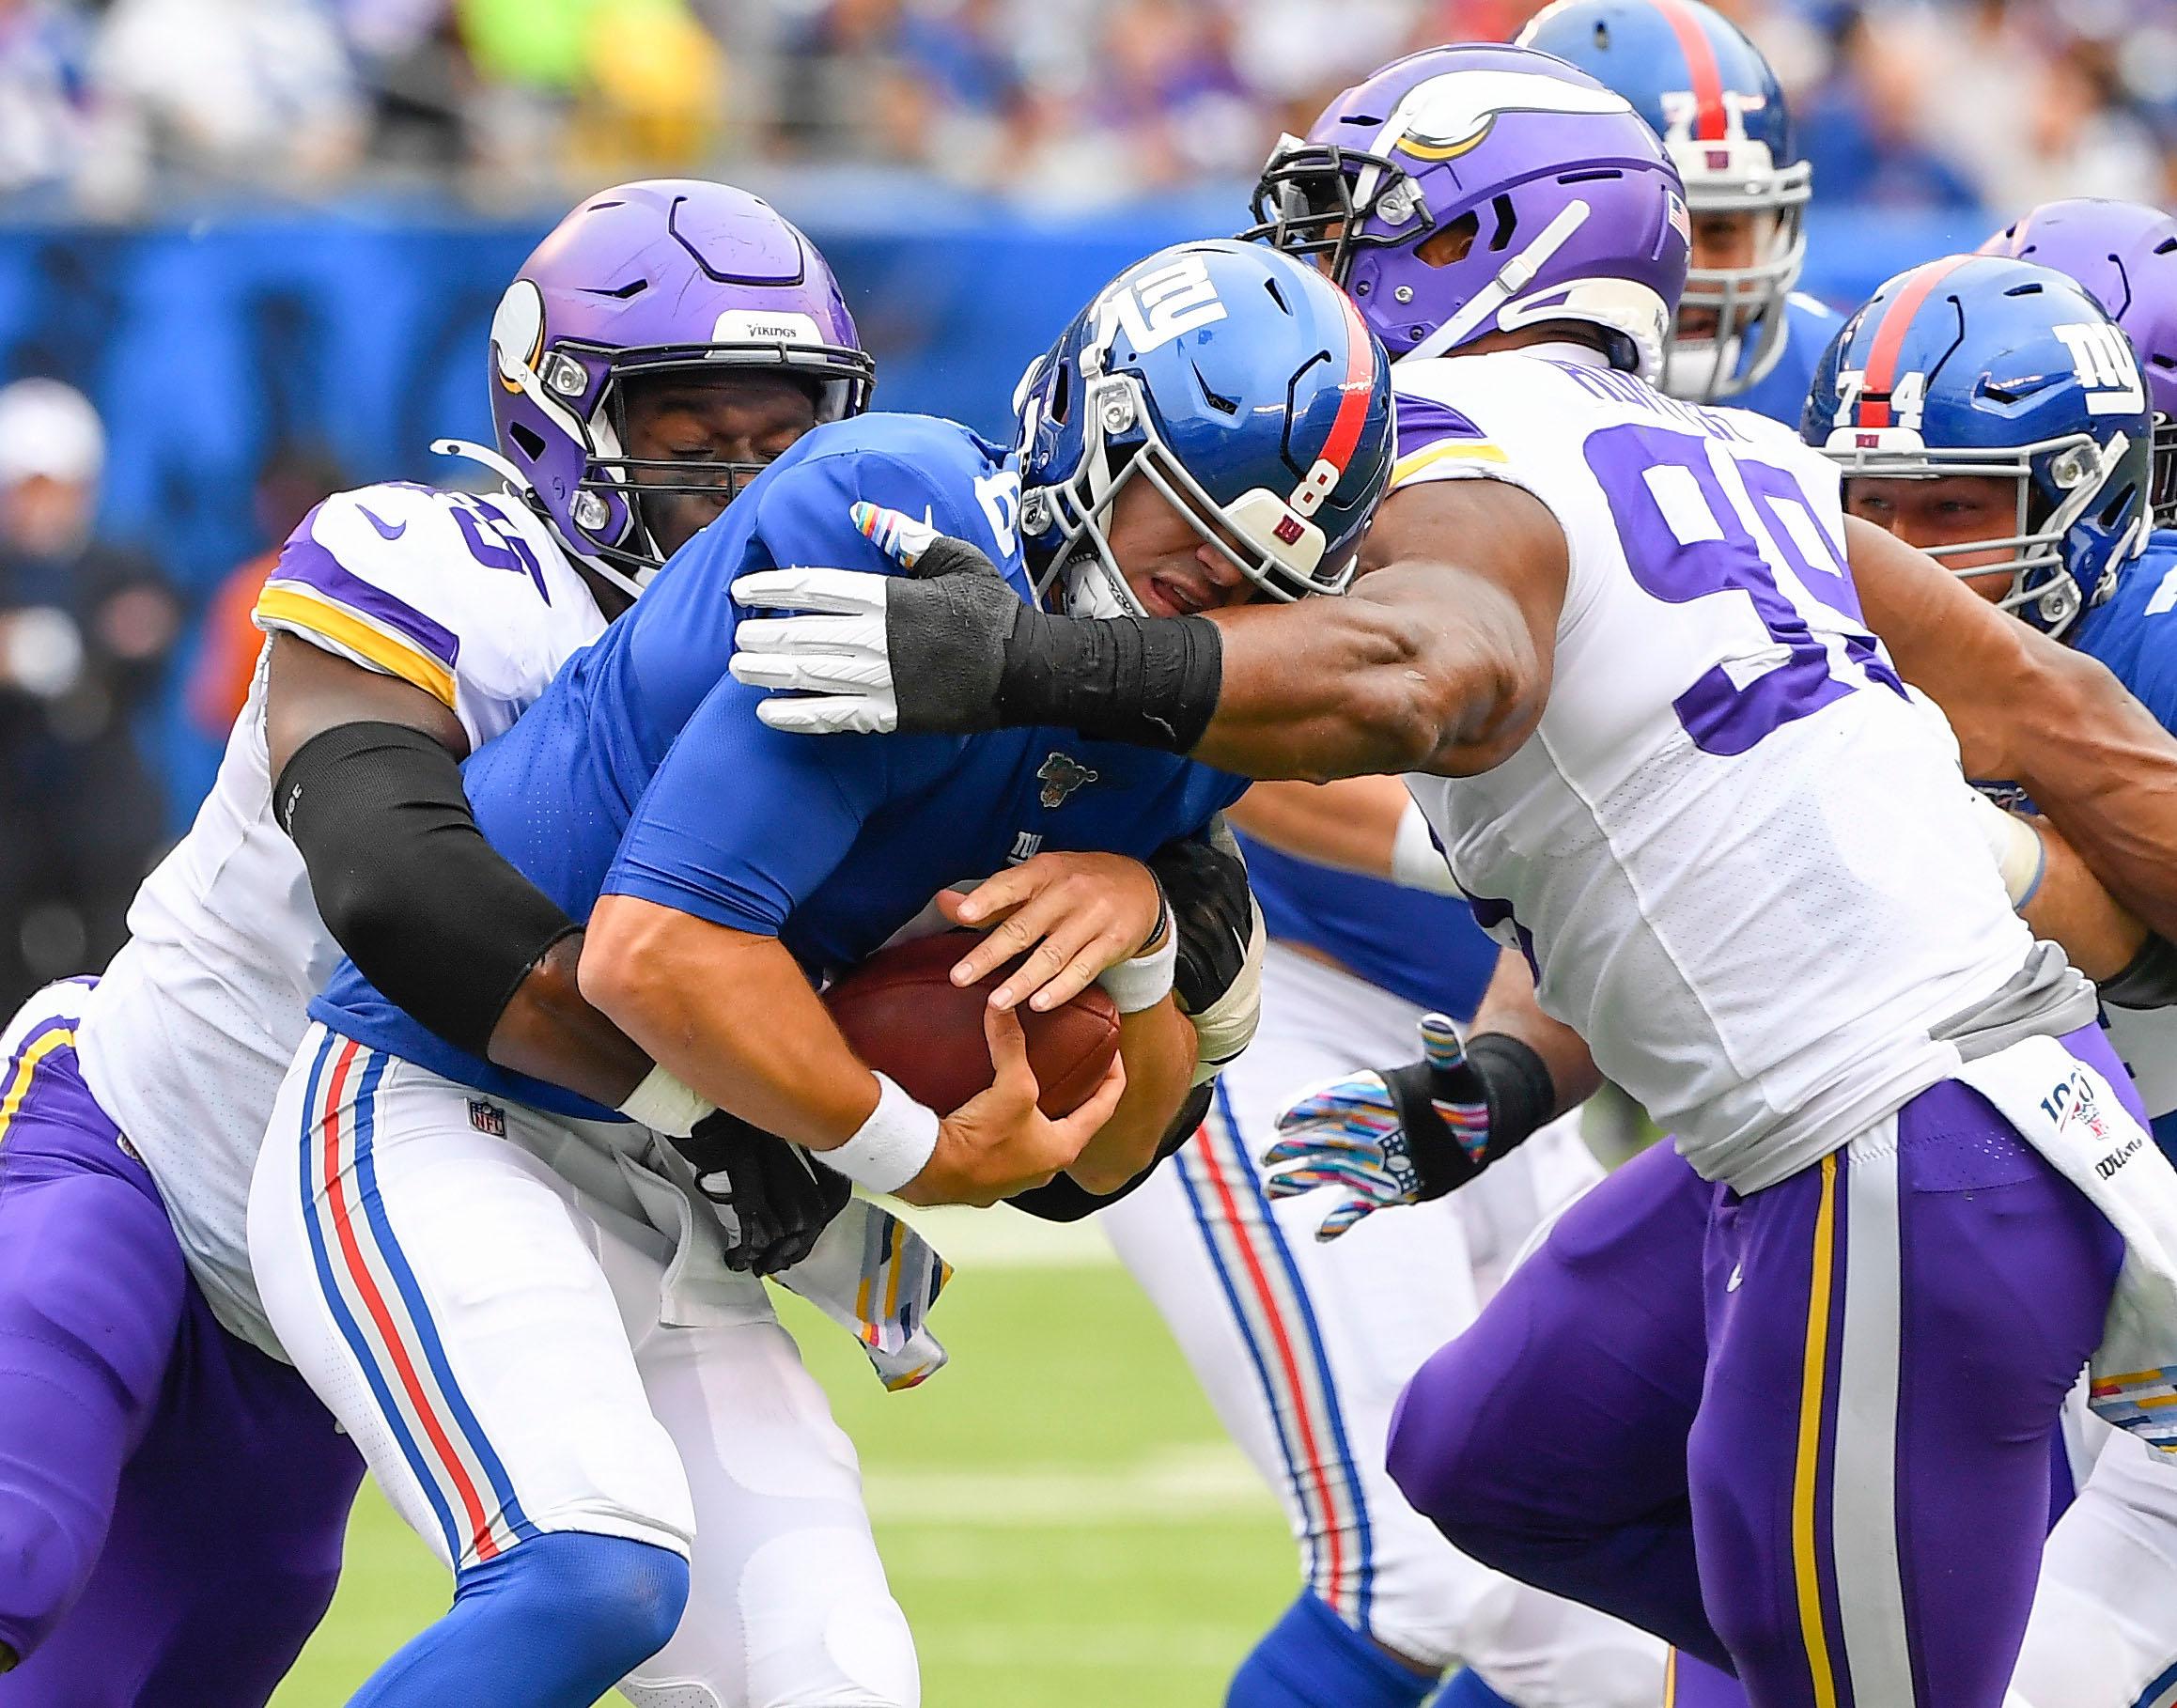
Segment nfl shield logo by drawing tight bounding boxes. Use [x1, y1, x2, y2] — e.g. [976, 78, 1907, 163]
[1036, 752, 1098, 810]
[469, 1099, 507, 1137]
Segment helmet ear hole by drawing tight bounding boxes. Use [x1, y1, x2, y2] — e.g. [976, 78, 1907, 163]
[508, 422, 546, 459]
[1418, 211, 1480, 269]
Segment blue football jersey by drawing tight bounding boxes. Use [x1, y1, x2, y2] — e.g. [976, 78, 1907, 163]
[1237, 834, 1501, 1019]
[2065, 529, 2177, 1154]
[2070, 532, 2177, 732]
[1733, 292, 1845, 430]
[311, 412, 1248, 1118]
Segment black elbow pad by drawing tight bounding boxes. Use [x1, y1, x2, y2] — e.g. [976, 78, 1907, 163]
[276, 722, 577, 1058]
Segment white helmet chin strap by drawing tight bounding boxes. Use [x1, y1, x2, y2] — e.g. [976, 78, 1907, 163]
[430, 437, 653, 601]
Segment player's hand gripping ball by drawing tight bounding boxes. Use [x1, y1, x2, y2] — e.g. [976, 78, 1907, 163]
[1266, 1013, 1493, 1240]
[825, 929, 1122, 1117]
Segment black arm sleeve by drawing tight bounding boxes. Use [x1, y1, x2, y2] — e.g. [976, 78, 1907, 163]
[275, 721, 578, 1058]
[1006, 1080, 1215, 1223]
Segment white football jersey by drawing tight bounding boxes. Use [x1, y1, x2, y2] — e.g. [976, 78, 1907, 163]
[1392, 347, 2084, 1191]
[76, 481, 608, 1353]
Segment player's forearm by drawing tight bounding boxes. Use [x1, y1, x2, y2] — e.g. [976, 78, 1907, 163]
[579, 894, 879, 1147]
[1194, 574, 1539, 780]
[1999, 646, 2177, 944]
[1469, 949, 1599, 1118]
[1065, 998, 1197, 1195]
[2020, 822, 2149, 981]
[1225, 779, 1406, 877]
[1852, 517, 2177, 940]
[485, 932, 655, 1108]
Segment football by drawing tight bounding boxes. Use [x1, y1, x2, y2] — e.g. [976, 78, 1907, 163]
[824, 929, 1123, 1118]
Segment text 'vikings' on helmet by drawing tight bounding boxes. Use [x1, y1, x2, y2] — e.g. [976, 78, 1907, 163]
[1013, 241, 1394, 618]
[1517, 0, 1811, 403]
[1245, 42, 1689, 381]
[1983, 197, 2177, 528]
[487, 179, 874, 594]
[1804, 254, 2154, 637]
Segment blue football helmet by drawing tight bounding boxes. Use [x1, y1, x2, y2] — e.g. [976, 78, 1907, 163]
[1014, 240, 1395, 618]
[1804, 254, 2154, 637]
[1519, 0, 1811, 404]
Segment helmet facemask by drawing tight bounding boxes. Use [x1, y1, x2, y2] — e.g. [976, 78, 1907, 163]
[490, 274, 875, 598]
[1824, 431, 2146, 637]
[1022, 365, 1360, 620]
[1663, 158, 1812, 402]
[564, 338, 871, 585]
[1243, 133, 1437, 283]
[2152, 414, 2177, 529]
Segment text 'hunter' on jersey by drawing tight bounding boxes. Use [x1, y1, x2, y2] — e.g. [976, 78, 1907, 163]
[309, 411, 1249, 1118]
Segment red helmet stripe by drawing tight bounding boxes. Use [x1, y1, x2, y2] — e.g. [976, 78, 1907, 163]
[1316, 291, 1376, 479]
[1858, 254, 1973, 428]
[1655, 0, 1727, 142]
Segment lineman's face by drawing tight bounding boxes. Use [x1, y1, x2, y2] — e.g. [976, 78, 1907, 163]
[1103, 478, 1259, 617]
[1679, 209, 1769, 343]
[1845, 474, 2020, 598]
[619, 372, 819, 557]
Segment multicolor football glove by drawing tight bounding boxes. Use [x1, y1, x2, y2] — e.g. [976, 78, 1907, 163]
[1266, 1013, 1492, 1240]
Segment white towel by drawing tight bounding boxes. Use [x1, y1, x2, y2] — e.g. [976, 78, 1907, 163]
[1952, 1033, 2177, 1450]
[617, 1140, 954, 1390]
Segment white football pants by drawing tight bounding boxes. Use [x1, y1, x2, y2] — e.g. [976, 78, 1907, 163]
[1098, 944, 1668, 1706]
[250, 1023, 917, 1707]
[2014, 1418, 2177, 1708]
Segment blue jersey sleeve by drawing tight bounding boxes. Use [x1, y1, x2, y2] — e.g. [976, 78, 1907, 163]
[2072, 540, 2177, 739]
[602, 432, 1011, 933]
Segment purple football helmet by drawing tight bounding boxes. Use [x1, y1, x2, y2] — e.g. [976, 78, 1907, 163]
[1983, 197, 2177, 527]
[1246, 43, 1690, 380]
[484, 179, 873, 593]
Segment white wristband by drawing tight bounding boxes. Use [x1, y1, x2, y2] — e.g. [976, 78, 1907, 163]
[1390, 800, 1462, 896]
[825, 1073, 941, 1194]
[1096, 930, 1177, 1014]
[616, 1064, 716, 1137]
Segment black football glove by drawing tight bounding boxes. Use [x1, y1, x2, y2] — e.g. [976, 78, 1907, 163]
[673, 1110, 853, 1276]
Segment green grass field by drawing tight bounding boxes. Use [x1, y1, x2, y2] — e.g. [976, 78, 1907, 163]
[269, 1217, 1298, 1706]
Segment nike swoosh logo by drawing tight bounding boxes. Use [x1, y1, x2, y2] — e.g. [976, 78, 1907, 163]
[1726, 1262, 1744, 1293]
[356, 505, 406, 540]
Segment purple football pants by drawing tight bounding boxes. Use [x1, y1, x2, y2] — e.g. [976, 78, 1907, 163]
[0, 991, 363, 1705]
[1388, 1027, 2132, 1708]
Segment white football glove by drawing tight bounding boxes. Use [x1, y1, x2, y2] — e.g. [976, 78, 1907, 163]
[729, 500, 972, 734]
[729, 566, 901, 734]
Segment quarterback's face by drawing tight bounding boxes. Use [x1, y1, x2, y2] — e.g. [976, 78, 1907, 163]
[1844, 474, 2020, 596]
[620, 372, 820, 557]
[1102, 477, 1258, 617]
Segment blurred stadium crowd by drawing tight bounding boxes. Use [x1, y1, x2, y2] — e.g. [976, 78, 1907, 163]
[1, 0, 2175, 212]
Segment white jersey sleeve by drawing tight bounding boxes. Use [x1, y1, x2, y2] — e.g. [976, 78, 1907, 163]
[1390, 349, 2075, 1191]
[77, 482, 610, 1356]
[254, 482, 607, 752]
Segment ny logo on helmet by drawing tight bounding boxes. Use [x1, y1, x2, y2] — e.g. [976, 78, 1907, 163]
[1036, 752, 1099, 810]
[2054, 323, 2146, 416]
[1093, 257, 1228, 358]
